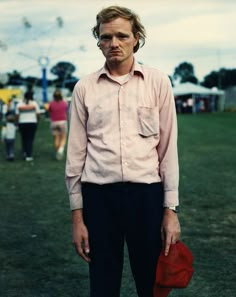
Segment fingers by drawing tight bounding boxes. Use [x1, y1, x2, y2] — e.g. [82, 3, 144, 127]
[162, 223, 181, 256]
[71, 215, 91, 263]
[83, 237, 90, 255]
[73, 239, 91, 263]
[161, 211, 181, 256]
[80, 249, 91, 263]
[82, 238, 91, 262]
[164, 234, 172, 256]
[164, 235, 178, 256]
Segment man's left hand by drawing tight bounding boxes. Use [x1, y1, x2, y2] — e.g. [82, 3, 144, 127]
[161, 208, 181, 256]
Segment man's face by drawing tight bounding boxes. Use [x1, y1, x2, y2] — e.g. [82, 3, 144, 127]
[99, 17, 138, 65]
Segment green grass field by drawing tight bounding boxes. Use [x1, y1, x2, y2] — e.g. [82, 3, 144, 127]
[0, 113, 235, 297]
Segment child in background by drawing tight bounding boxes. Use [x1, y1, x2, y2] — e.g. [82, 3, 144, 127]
[1, 112, 16, 161]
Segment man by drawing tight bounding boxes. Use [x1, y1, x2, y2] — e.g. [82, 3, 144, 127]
[66, 5, 181, 297]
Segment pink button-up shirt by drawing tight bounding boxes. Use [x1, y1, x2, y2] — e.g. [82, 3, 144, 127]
[66, 62, 179, 210]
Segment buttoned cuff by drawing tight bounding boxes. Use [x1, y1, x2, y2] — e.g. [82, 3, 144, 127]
[69, 192, 83, 210]
[163, 190, 179, 207]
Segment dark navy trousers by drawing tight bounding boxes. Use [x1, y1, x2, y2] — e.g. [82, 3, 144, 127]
[18, 123, 37, 158]
[82, 182, 164, 297]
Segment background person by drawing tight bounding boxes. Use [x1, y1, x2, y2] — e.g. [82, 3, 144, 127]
[66, 5, 181, 297]
[1, 111, 16, 161]
[7, 95, 17, 116]
[15, 91, 40, 161]
[0, 99, 8, 123]
[48, 89, 68, 160]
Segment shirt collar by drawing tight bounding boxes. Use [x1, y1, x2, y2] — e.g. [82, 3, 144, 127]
[97, 59, 144, 81]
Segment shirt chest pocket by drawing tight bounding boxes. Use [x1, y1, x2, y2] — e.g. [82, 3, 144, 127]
[137, 106, 159, 137]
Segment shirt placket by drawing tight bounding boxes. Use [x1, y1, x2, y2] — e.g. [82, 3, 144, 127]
[118, 84, 129, 180]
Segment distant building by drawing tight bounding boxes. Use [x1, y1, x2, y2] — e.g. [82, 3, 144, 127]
[224, 86, 236, 111]
[173, 82, 225, 113]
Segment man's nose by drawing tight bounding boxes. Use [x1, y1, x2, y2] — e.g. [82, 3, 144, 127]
[111, 36, 119, 47]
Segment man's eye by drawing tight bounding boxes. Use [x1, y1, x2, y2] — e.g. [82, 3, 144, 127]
[117, 35, 129, 39]
[100, 35, 111, 41]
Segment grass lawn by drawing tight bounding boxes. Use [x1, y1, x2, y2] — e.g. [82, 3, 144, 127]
[0, 112, 235, 297]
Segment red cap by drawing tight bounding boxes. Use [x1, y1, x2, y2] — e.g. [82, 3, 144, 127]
[153, 241, 194, 297]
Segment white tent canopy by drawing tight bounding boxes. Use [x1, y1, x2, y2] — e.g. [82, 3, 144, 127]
[173, 82, 224, 96]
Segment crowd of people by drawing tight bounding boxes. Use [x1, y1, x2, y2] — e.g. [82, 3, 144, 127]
[0, 89, 69, 161]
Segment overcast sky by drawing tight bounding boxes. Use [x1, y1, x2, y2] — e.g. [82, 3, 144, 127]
[0, 0, 235, 81]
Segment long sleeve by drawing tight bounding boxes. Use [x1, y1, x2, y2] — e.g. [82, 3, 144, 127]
[65, 82, 88, 210]
[157, 77, 179, 207]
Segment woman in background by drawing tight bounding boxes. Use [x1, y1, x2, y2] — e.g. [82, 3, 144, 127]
[16, 91, 40, 161]
[48, 89, 68, 160]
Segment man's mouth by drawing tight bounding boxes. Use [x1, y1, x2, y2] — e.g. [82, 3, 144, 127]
[110, 51, 120, 55]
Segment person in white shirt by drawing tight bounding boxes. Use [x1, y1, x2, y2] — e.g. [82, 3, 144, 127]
[15, 91, 40, 161]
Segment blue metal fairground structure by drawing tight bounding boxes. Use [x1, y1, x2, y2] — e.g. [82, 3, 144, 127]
[38, 56, 49, 103]
[42, 67, 48, 103]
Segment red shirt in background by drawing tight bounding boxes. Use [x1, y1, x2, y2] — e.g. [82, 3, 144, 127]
[48, 100, 68, 122]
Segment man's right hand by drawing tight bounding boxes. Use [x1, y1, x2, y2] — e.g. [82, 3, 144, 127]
[72, 209, 91, 263]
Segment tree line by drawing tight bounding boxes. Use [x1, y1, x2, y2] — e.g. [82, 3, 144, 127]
[1, 61, 236, 91]
[173, 62, 236, 89]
